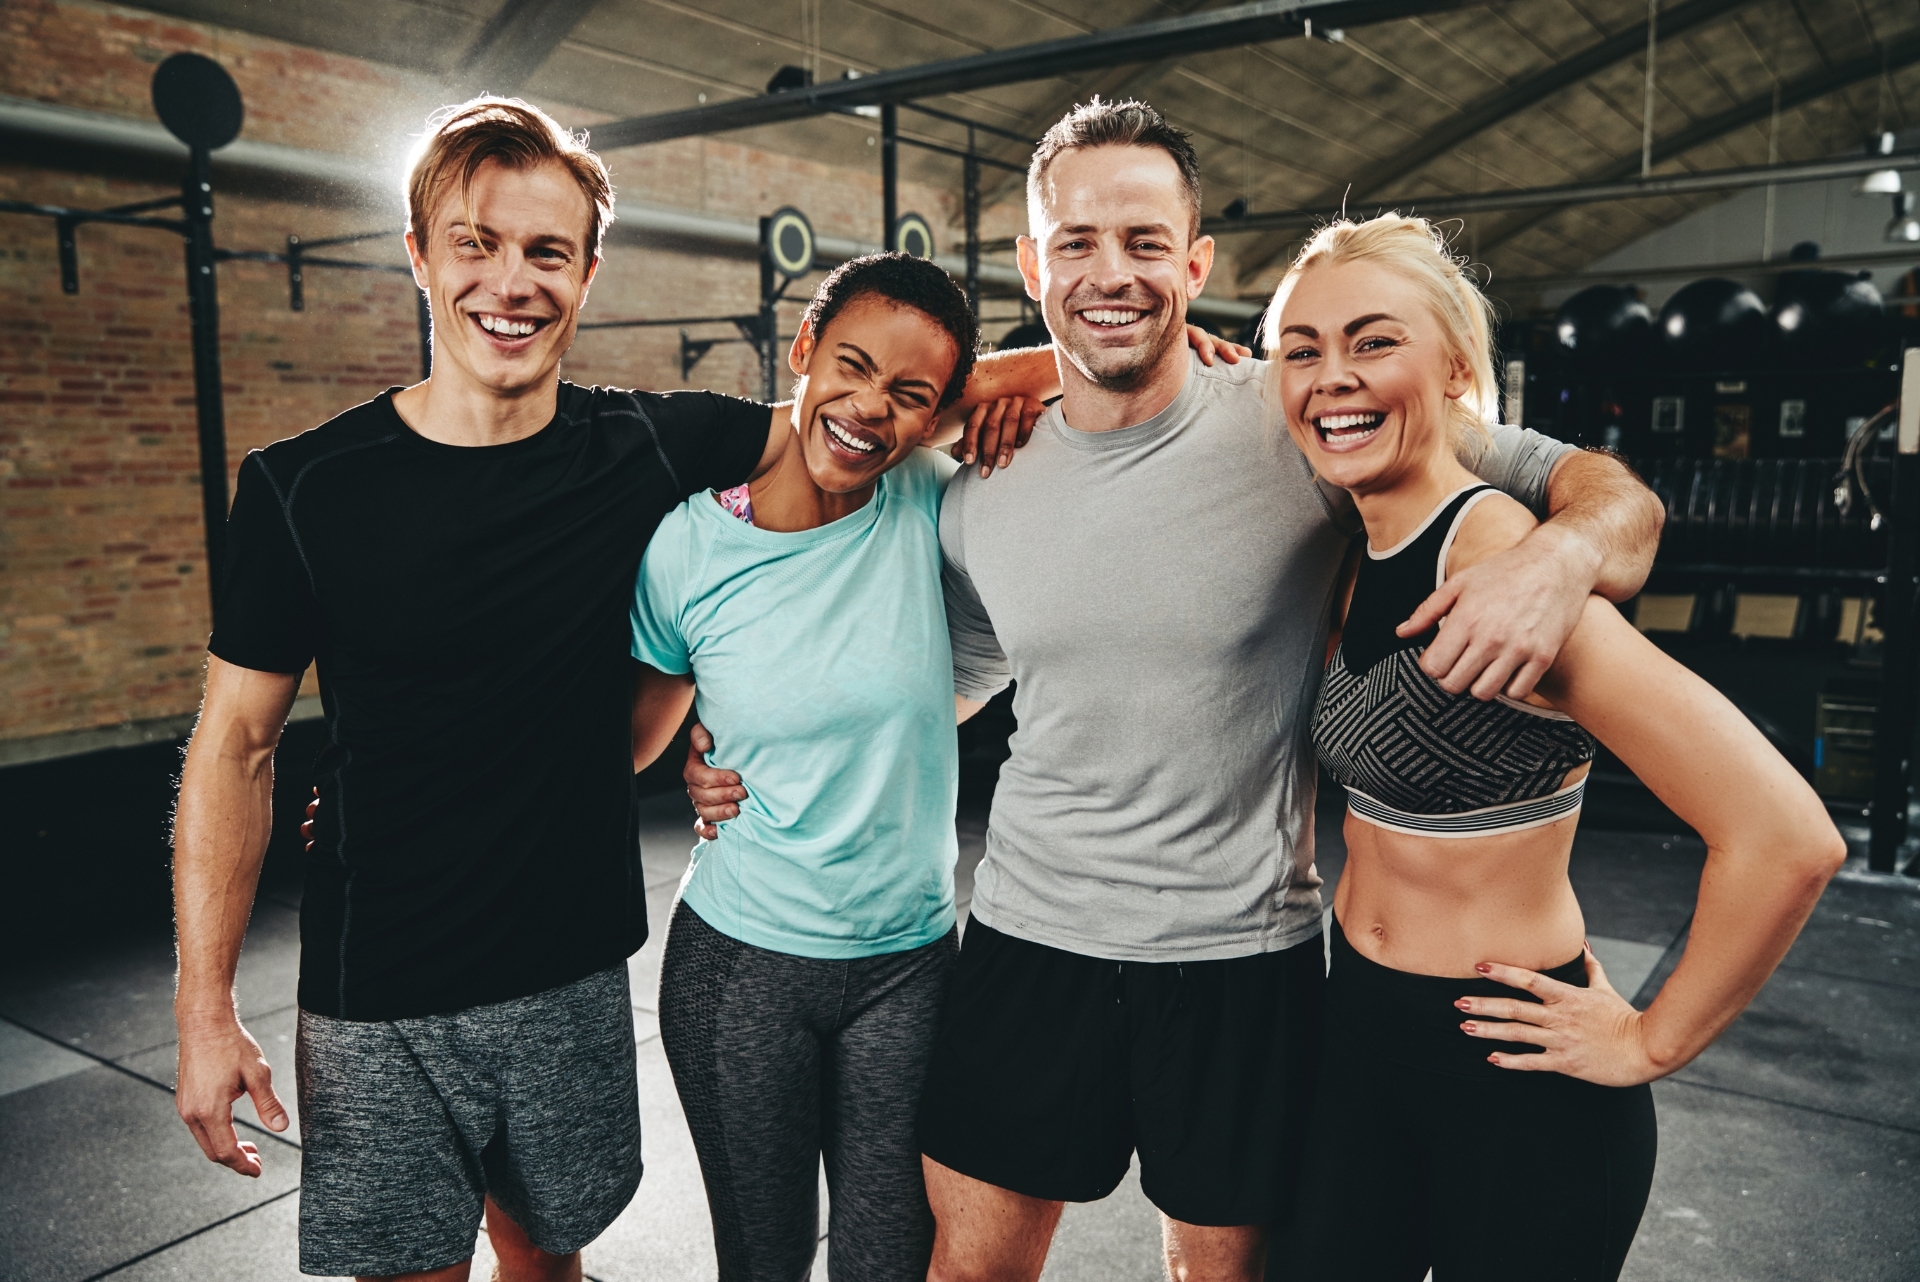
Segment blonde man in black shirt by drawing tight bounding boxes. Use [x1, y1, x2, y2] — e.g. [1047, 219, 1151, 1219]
[168, 97, 1086, 1282]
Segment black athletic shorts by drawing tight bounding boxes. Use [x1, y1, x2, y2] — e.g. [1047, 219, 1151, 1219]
[918, 918, 1325, 1227]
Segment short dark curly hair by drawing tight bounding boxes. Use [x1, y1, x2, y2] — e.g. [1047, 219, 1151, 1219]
[799, 253, 979, 409]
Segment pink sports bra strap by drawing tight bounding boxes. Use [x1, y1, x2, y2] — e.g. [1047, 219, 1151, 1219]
[715, 483, 754, 526]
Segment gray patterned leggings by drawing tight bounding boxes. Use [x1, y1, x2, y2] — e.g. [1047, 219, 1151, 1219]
[658, 900, 958, 1282]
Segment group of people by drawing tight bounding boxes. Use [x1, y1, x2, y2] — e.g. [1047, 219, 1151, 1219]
[171, 91, 1845, 1282]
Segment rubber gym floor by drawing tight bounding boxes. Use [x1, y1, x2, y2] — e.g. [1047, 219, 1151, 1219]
[2, 716, 1916, 1281]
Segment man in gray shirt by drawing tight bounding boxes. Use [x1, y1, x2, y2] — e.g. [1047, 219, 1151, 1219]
[916, 101, 1661, 1282]
[939, 349, 1569, 964]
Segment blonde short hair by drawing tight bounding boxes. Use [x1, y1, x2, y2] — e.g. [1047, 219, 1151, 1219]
[1262, 214, 1498, 451]
[407, 96, 615, 263]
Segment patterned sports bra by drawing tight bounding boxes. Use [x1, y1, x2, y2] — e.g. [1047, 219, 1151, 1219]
[1311, 483, 1596, 838]
[716, 483, 755, 525]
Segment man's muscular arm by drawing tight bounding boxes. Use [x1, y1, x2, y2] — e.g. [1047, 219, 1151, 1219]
[1535, 448, 1664, 603]
[173, 655, 298, 1176]
[1403, 449, 1664, 701]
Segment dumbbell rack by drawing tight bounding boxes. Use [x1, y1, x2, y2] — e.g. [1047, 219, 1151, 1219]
[1633, 371, 1920, 872]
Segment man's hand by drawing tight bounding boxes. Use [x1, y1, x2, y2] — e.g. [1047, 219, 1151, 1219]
[1186, 323, 1252, 367]
[684, 722, 743, 842]
[174, 657, 297, 1175]
[175, 1011, 290, 1177]
[1398, 522, 1598, 701]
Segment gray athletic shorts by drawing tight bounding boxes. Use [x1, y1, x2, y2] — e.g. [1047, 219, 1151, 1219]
[295, 964, 642, 1277]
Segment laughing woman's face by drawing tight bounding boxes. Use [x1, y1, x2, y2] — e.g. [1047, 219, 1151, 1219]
[1272, 258, 1472, 497]
[788, 294, 959, 496]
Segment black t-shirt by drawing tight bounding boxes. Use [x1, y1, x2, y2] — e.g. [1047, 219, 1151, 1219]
[210, 382, 767, 1020]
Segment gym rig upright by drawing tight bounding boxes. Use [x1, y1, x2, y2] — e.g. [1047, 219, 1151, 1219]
[0, 53, 425, 603]
[578, 89, 1035, 405]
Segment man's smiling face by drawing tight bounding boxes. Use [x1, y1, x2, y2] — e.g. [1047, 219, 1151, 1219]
[1019, 144, 1214, 394]
[407, 157, 597, 398]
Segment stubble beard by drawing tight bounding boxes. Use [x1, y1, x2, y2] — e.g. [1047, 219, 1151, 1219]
[1052, 299, 1185, 394]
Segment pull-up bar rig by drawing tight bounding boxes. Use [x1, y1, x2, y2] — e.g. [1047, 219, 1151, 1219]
[579, 97, 1036, 403]
[580, 211, 823, 403]
[0, 192, 423, 601]
[232, 228, 429, 378]
[0, 53, 424, 606]
[874, 101, 1028, 318]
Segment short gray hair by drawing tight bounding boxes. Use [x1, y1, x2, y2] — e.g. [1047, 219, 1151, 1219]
[1027, 98, 1203, 239]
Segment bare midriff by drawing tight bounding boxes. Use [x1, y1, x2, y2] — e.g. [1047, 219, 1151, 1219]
[1333, 763, 1592, 978]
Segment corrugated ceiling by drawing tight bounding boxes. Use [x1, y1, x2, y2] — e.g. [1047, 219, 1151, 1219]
[104, 0, 1920, 309]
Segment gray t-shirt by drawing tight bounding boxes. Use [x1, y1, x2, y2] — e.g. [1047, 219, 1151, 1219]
[941, 351, 1572, 962]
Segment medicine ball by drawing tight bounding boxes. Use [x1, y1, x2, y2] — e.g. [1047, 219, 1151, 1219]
[1657, 278, 1769, 371]
[1769, 270, 1886, 368]
[1553, 285, 1654, 373]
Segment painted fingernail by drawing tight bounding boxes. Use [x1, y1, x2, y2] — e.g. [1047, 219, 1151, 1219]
[1461, 1022, 1476, 1033]
[1455, 999, 1471, 1010]
[1475, 963, 1491, 974]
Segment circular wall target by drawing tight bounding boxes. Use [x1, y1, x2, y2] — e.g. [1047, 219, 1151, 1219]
[766, 206, 815, 278]
[151, 53, 244, 151]
[894, 212, 935, 259]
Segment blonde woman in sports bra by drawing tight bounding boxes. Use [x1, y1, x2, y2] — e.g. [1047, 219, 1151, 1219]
[1267, 214, 1845, 1282]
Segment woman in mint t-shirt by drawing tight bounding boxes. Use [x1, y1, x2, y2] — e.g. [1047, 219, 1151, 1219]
[628, 255, 992, 1282]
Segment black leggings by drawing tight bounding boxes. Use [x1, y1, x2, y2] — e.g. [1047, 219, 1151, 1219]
[1284, 923, 1657, 1282]
[659, 901, 957, 1282]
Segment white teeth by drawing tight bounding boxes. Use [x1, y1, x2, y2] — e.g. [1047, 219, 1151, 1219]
[478, 315, 537, 337]
[824, 418, 878, 454]
[1082, 309, 1144, 326]
[1316, 412, 1384, 432]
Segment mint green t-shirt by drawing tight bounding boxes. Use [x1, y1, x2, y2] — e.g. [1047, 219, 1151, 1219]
[630, 450, 960, 959]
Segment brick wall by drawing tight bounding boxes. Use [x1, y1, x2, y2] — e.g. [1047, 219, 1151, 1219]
[0, 0, 976, 745]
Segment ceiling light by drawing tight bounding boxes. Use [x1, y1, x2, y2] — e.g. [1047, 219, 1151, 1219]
[1886, 192, 1920, 243]
[1857, 131, 1904, 195]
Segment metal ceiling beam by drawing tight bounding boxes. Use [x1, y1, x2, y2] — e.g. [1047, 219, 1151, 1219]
[1232, 0, 1757, 273]
[455, 0, 603, 94]
[1202, 150, 1920, 233]
[0, 100, 1272, 321]
[1343, 0, 1755, 202]
[588, 0, 1479, 150]
[0, 94, 380, 199]
[1478, 29, 1920, 259]
[968, 0, 1222, 208]
[1483, 246, 1920, 296]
